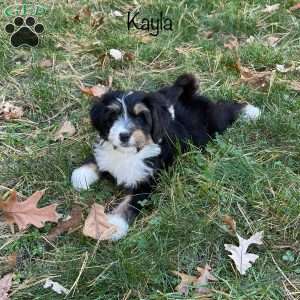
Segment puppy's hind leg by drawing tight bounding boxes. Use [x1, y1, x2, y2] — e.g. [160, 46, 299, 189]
[71, 158, 99, 191]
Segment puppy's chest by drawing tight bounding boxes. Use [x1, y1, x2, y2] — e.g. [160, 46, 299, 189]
[93, 142, 157, 188]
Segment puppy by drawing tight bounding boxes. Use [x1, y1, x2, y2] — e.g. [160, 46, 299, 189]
[71, 74, 261, 240]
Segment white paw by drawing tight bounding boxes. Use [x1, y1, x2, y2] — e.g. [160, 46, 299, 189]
[106, 214, 129, 241]
[242, 104, 261, 121]
[139, 143, 161, 159]
[71, 165, 99, 191]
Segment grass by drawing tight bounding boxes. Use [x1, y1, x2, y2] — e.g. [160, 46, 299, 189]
[0, 0, 300, 299]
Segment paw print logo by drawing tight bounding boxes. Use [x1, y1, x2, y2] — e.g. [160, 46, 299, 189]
[5, 16, 44, 47]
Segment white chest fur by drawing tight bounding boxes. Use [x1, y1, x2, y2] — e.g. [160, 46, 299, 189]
[94, 140, 161, 188]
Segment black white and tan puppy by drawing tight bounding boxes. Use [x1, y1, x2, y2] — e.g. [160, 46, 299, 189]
[71, 74, 261, 240]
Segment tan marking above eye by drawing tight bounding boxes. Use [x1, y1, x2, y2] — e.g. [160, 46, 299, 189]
[133, 103, 149, 115]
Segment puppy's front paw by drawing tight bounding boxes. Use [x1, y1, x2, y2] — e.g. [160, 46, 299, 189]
[71, 165, 99, 191]
[139, 143, 161, 159]
[106, 214, 129, 241]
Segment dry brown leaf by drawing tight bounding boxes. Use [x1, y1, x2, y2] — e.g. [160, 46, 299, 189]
[223, 215, 236, 234]
[0, 102, 23, 120]
[236, 59, 272, 89]
[225, 231, 263, 275]
[124, 52, 135, 61]
[0, 190, 59, 231]
[172, 271, 197, 296]
[0, 255, 16, 277]
[82, 204, 117, 240]
[289, 3, 300, 11]
[73, 6, 91, 22]
[266, 36, 280, 47]
[202, 30, 214, 39]
[54, 120, 76, 141]
[261, 3, 280, 13]
[288, 81, 300, 92]
[0, 273, 13, 300]
[135, 34, 153, 44]
[90, 13, 105, 28]
[195, 265, 218, 295]
[39, 59, 53, 68]
[175, 46, 200, 55]
[80, 84, 109, 97]
[224, 36, 239, 50]
[46, 206, 82, 242]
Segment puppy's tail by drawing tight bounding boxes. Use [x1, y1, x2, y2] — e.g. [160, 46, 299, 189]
[174, 73, 199, 100]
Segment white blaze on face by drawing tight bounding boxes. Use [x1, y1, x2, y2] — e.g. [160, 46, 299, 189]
[108, 116, 131, 148]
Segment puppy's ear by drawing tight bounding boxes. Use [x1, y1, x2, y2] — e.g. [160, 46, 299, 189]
[174, 73, 199, 99]
[143, 93, 170, 143]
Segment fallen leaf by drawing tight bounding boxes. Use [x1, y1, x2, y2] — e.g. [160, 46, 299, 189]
[266, 36, 280, 47]
[195, 265, 218, 295]
[109, 49, 123, 60]
[172, 271, 197, 296]
[0, 273, 13, 300]
[124, 52, 135, 61]
[202, 30, 214, 39]
[276, 64, 296, 73]
[39, 59, 53, 68]
[236, 59, 272, 89]
[46, 206, 82, 242]
[261, 3, 280, 13]
[80, 84, 109, 97]
[175, 46, 200, 55]
[0, 102, 23, 120]
[73, 6, 91, 21]
[225, 231, 263, 275]
[289, 3, 300, 11]
[82, 203, 117, 240]
[224, 36, 239, 50]
[0, 190, 59, 231]
[223, 215, 236, 234]
[0, 255, 16, 277]
[111, 10, 123, 17]
[43, 278, 69, 295]
[135, 34, 152, 44]
[54, 120, 76, 141]
[288, 81, 300, 92]
[90, 13, 105, 28]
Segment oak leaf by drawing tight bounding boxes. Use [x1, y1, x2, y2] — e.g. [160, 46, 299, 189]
[225, 231, 263, 275]
[82, 204, 117, 240]
[54, 120, 76, 141]
[0, 102, 23, 120]
[109, 49, 123, 60]
[43, 278, 69, 295]
[289, 3, 300, 11]
[224, 36, 239, 50]
[172, 271, 197, 296]
[223, 215, 236, 234]
[39, 59, 53, 68]
[195, 264, 218, 294]
[261, 3, 280, 13]
[0, 273, 13, 300]
[0, 255, 16, 277]
[80, 84, 109, 97]
[0, 191, 59, 231]
[46, 205, 82, 242]
[236, 59, 272, 89]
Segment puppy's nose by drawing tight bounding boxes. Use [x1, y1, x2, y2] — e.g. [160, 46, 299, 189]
[119, 132, 130, 143]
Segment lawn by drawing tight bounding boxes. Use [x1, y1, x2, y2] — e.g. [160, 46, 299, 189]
[0, 0, 300, 299]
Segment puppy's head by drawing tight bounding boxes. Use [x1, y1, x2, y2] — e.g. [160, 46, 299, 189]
[90, 90, 172, 152]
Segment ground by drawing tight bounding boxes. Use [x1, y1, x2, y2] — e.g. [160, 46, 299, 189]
[0, 0, 300, 299]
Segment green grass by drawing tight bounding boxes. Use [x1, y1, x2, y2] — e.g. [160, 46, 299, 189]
[0, 0, 300, 299]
